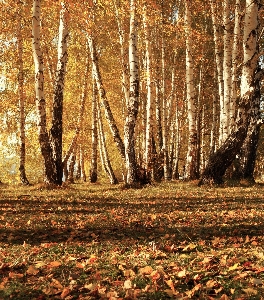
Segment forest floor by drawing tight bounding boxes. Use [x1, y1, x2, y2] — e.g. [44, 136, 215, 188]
[0, 181, 263, 299]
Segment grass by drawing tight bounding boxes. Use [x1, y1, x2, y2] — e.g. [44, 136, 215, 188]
[0, 181, 263, 299]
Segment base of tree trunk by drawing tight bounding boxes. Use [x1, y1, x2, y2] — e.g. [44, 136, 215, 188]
[90, 171, 97, 183]
[198, 125, 248, 186]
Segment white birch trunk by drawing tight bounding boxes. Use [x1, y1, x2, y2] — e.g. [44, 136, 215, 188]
[199, 0, 260, 185]
[50, 1, 69, 185]
[142, 2, 153, 176]
[124, 0, 140, 185]
[185, 0, 198, 180]
[90, 80, 98, 183]
[114, 1, 130, 106]
[87, 33, 126, 161]
[97, 98, 118, 184]
[230, 0, 241, 129]
[210, 0, 224, 145]
[63, 56, 89, 168]
[17, 3, 29, 185]
[32, 0, 57, 183]
[222, 0, 232, 139]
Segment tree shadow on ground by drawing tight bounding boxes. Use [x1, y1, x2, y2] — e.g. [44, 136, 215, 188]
[0, 186, 263, 246]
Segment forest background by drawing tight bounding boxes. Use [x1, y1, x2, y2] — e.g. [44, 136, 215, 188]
[0, 0, 263, 186]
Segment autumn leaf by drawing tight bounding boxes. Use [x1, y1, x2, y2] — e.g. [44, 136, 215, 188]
[139, 266, 153, 275]
[242, 288, 258, 296]
[124, 279, 132, 289]
[228, 263, 239, 271]
[61, 287, 71, 299]
[26, 265, 39, 276]
[49, 261, 62, 268]
[177, 269, 186, 278]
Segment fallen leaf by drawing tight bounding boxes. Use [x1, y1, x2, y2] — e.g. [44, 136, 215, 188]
[183, 243, 196, 251]
[123, 269, 136, 278]
[219, 295, 229, 300]
[206, 279, 218, 289]
[49, 261, 62, 268]
[228, 263, 239, 271]
[242, 288, 258, 295]
[177, 269, 186, 278]
[139, 266, 153, 275]
[51, 278, 63, 290]
[124, 279, 132, 289]
[26, 265, 39, 276]
[9, 272, 24, 278]
[61, 287, 71, 299]
[251, 278, 263, 285]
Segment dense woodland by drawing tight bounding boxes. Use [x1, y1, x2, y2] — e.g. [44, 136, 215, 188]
[0, 0, 264, 186]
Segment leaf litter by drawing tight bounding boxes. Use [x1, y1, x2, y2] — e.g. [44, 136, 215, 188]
[0, 182, 263, 299]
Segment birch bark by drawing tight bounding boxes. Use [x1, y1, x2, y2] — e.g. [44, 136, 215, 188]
[32, 0, 57, 183]
[210, 0, 224, 145]
[87, 34, 126, 161]
[97, 98, 118, 184]
[199, 0, 260, 185]
[142, 1, 153, 179]
[124, 0, 140, 185]
[185, 0, 198, 180]
[50, 1, 69, 185]
[17, 1, 29, 185]
[90, 80, 98, 183]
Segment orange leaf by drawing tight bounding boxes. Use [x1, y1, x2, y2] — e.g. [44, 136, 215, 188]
[26, 265, 39, 276]
[49, 261, 62, 268]
[61, 287, 71, 299]
[139, 266, 153, 275]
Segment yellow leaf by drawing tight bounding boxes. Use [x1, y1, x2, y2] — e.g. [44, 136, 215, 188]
[177, 269, 186, 278]
[183, 243, 196, 251]
[124, 279, 132, 289]
[242, 288, 258, 295]
[228, 263, 239, 271]
[206, 279, 218, 289]
[35, 261, 46, 268]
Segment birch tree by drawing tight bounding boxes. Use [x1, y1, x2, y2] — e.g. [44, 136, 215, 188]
[90, 80, 98, 183]
[199, 0, 261, 185]
[32, 0, 57, 183]
[124, 0, 140, 185]
[142, 1, 153, 180]
[17, 0, 29, 185]
[184, 0, 198, 180]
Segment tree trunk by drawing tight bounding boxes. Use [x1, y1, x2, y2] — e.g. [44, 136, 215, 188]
[199, 0, 260, 185]
[185, 0, 198, 180]
[142, 1, 153, 180]
[87, 33, 126, 161]
[235, 70, 262, 182]
[90, 80, 98, 183]
[63, 55, 89, 169]
[32, 0, 57, 184]
[210, 0, 224, 146]
[17, 2, 29, 185]
[97, 98, 118, 184]
[49, 2, 69, 185]
[124, 0, 140, 185]
[80, 146, 86, 182]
